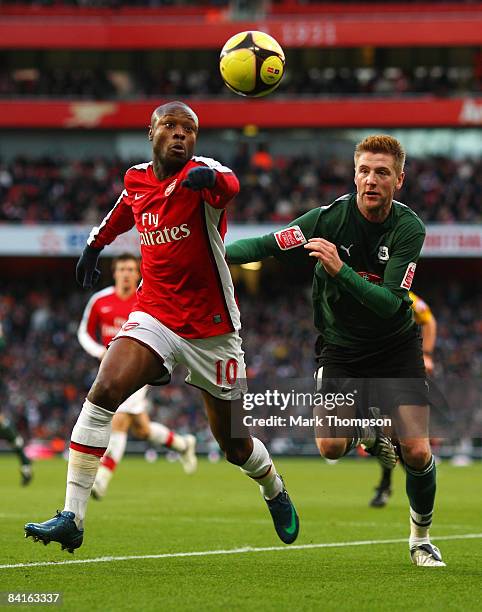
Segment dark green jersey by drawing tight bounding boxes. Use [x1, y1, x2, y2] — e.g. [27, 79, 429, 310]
[227, 193, 426, 350]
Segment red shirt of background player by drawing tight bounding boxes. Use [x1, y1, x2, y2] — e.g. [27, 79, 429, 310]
[78, 287, 137, 359]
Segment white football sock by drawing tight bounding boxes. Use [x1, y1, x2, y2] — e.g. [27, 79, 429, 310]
[94, 430, 128, 496]
[93, 465, 113, 497]
[13, 435, 25, 450]
[148, 422, 187, 453]
[240, 437, 283, 500]
[64, 400, 113, 528]
[104, 430, 128, 464]
[409, 508, 432, 548]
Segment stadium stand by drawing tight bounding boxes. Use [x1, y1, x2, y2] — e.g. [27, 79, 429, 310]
[0, 154, 480, 223]
[0, 63, 478, 99]
[0, 0, 480, 460]
[0, 281, 480, 451]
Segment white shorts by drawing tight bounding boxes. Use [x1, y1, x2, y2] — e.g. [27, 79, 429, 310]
[116, 385, 150, 415]
[113, 311, 247, 400]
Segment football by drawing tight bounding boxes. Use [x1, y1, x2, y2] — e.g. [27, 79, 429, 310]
[219, 30, 285, 97]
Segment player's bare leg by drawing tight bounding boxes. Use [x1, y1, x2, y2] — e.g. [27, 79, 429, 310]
[396, 404, 445, 566]
[316, 437, 352, 459]
[314, 402, 396, 468]
[25, 338, 166, 552]
[202, 391, 299, 544]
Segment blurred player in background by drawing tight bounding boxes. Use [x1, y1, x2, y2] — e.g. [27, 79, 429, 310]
[370, 292, 437, 508]
[77, 252, 197, 501]
[25, 101, 298, 553]
[0, 320, 33, 486]
[0, 415, 32, 486]
[227, 135, 445, 567]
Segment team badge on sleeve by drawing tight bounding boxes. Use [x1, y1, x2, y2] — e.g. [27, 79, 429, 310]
[401, 262, 417, 289]
[273, 225, 307, 250]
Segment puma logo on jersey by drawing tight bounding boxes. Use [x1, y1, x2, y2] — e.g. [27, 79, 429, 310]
[378, 246, 389, 262]
[164, 179, 177, 196]
[274, 226, 307, 250]
[340, 244, 354, 257]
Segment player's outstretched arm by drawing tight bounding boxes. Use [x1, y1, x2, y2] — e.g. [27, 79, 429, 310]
[227, 207, 322, 265]
[226, 235, 275, 264]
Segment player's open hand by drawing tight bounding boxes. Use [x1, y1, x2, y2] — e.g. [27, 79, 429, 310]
[304, 238, 343, 276]
[181, 167, 216, 191]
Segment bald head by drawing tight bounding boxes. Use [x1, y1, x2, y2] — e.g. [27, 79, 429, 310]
[148, 100, 199, 179]
[150, 101, 199, 130]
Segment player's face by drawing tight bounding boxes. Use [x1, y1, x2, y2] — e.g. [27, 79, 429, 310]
[149, 110, 198, 171]
[113, 260, 140, 294]
[354, 152, 404, 215]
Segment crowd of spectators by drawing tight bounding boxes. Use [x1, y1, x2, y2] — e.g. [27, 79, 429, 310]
[0, 64, 478, 99]
[0, 152, 480, 224]
[0, 156, 126, 224]
[0, 280, 480, 450]
[236, 149, 482, 223]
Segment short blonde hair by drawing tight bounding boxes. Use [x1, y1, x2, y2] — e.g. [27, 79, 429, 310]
[354, 135, 406, 176]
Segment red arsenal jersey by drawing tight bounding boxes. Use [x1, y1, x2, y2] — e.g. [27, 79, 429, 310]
[87, 157, 240, 339]
[78, 286, 137, 359]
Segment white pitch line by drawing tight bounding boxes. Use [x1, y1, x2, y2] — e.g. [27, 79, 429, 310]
[2, 533, 481, 570]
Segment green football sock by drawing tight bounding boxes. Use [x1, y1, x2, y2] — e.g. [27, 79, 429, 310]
[405, 456, 436, 546]
[379, 466, 393, 489]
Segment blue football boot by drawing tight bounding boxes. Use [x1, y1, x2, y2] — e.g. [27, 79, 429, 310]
[265, 476, 299, 544]
[25, 511, 84, 553]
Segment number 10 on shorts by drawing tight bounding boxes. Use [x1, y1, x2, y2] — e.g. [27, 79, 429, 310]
[215, 359, 238, 386]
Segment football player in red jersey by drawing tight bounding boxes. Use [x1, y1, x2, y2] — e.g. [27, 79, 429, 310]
[25, 101, 298, 552]
[77, 252, 197, 501]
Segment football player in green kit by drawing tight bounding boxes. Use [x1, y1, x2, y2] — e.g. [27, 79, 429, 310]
[226, 135, 445, 567]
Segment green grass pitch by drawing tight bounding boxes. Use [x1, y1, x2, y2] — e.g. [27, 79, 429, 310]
[1, 455, 481, 611]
